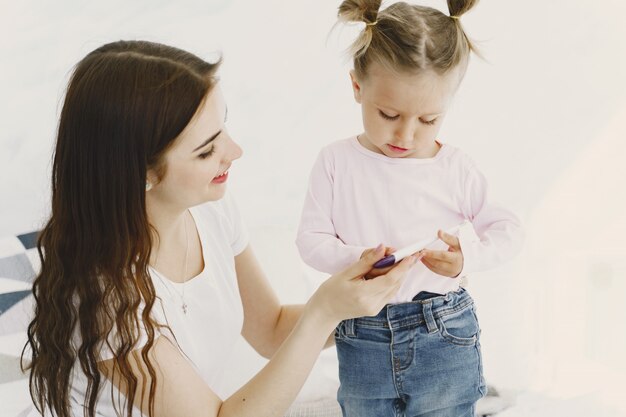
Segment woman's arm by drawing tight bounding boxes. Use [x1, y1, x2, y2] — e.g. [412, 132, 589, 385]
[235, 245, 334, 359]
[98, 307, 333, 417]
[100, 247, 415, 417]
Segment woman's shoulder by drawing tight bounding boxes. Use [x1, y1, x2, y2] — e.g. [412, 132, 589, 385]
[191, 191, 249, 255]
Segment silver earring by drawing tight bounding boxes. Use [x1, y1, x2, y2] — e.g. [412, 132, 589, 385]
[146, 182, 153, 191]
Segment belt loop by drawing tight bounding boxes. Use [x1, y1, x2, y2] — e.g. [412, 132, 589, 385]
[344, 318, 356, 337]
[422, 301, 438, 334]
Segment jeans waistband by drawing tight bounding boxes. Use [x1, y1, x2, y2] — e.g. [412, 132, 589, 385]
[351, 287, 473, 331]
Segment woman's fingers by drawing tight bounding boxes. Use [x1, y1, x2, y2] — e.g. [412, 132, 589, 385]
[364, 264, 394, 280]
[346, 244, 386, 280]
[360, 245, 379, 260]
[363, 255, 418, 313]
[364, 254, 418, 293]
[361, 245, 395, 259]
[317, 247, 420, 322]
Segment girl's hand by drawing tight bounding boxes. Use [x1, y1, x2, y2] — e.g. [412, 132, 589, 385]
[420, 230, 464, 278]
[307, 244, 417, 329]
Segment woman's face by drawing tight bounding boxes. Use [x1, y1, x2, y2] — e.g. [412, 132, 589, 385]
[148, 86, 243, 210]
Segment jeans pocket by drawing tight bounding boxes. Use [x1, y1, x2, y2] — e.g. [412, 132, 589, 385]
[436, 304, 480, 347]
[334, 321, 344, 341]
[335, 319, 356, 342]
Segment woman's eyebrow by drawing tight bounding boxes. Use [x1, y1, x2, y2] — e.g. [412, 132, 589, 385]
[193, 129, 222, 152]
[191, 105, 228, 152]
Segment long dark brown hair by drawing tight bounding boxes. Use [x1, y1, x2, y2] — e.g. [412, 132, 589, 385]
[21, 40, 220, 417]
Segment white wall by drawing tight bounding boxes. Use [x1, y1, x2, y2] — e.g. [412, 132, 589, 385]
[2, 0, 625, 412]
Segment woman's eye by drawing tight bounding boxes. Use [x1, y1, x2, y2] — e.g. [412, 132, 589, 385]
[378, 110, 399, 121]
[421, 118, 438, 126]
[199, 147, 216, 159]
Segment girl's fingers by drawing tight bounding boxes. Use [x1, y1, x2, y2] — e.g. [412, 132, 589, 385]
[422, 250, 452, 263]
[438, 230, 460, 248]
[422, 257, 461, 277]
[421, 257, 440, 273]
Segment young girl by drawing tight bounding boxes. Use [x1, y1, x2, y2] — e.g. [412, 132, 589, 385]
[296, 1, 524, 416]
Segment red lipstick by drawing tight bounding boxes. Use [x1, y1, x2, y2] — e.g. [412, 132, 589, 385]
[212, 171, 229, 184]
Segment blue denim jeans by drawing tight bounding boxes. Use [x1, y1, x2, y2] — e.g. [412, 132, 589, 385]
[334, 288, 487, 417]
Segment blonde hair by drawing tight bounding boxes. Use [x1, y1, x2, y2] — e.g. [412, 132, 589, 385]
[338, 0, 480, 78]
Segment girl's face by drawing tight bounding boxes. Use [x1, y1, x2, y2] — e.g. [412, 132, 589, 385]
[351, 63, 461, 159]
[147, 86, 243, 210]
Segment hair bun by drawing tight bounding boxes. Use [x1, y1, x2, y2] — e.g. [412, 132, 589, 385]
[338, 0, 383, 25]
[447, 0, 479, 19]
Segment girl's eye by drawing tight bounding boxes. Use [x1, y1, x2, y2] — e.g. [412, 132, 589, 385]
[199, 147, 216, 159]
[379, 110, 399, 121]
[421, 118, 438, 126]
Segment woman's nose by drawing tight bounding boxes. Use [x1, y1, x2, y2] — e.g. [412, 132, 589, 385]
[224, 135, 243, 162]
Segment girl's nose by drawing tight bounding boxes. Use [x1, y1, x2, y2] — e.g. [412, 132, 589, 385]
[394, 120, 415, 145]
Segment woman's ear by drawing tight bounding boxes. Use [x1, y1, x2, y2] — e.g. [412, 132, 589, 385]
[146, 170, 158, 192]
[349, 70, 363, 104]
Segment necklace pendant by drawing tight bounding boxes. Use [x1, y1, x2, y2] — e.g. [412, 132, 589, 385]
[182, 303, 188, 314]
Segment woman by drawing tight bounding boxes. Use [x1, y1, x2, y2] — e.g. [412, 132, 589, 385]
[22, 40, 417, 417]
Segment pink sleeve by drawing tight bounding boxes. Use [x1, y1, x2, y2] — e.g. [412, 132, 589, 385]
[457, 163, 525, 276]
[296, 149, 368, 274]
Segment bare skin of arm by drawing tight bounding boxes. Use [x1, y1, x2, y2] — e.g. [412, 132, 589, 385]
[235, 246, 336, 357]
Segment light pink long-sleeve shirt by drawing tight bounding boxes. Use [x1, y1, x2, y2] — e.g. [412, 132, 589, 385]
[296, 137, 524, 303]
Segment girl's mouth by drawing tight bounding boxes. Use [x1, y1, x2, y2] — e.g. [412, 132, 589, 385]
[387, 144, 409, 153]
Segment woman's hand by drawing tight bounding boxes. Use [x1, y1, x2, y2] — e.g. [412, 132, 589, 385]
[306, 244, 417, 330]
[360, 245, 397, 280]
[420, 230, 464, 278]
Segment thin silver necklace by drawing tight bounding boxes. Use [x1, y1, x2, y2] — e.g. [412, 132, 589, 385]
[153, 211, 190, 314]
